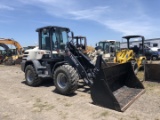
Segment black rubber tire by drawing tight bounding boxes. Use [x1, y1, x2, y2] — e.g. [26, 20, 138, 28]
[133, 62, 138, 75]
[54, 65, 79, 95]
[129, 60, 138, 75]
[25, 65, 42, 86]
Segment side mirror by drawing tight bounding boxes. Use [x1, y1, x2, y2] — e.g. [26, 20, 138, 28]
[95, 43, 98, 47]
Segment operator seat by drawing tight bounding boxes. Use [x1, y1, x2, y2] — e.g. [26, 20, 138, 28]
[45, 37, 50, 50]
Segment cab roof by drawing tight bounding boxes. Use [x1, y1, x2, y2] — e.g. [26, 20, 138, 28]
[99, 40, 117, 42]
[122, 35, 144, 39]
[36, 26, 70, 32]
[73, 36, 86, 38]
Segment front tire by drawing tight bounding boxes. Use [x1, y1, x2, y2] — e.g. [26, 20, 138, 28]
[129, 60, 138, 75]
[54, 65, 79, 95]
[25, 65, 42, 86]
[133, 62, 138, 75]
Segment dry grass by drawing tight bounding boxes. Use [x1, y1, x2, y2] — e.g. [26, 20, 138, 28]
[1, 65, 160, 120]
[100, 111, 109, 117]
[64, 103, 72, 107]
[32, 98, 55, 112]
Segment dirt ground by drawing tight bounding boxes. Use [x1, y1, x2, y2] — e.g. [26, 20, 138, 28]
[0, 65, 160, 120]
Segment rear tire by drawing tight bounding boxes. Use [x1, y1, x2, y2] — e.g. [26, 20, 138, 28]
[25, 65, 42, 86]
[54, 65, 79, 95]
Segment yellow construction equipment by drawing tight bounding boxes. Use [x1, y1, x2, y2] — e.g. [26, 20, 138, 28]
[114, 35, 147, 74]
[0, 38, 23, 65]
[0, 43, 10, 63]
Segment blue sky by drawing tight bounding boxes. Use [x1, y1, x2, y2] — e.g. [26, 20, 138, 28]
[0, 0, 160, 47]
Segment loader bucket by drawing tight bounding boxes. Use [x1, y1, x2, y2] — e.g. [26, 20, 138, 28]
[106, 62, 119, 67]
[91, 62, 145, 112]
[145, 63, 160, 82]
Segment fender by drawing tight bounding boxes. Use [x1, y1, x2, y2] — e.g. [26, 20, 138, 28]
[21, 59, 43, 74]
[52, 61, 68, 73]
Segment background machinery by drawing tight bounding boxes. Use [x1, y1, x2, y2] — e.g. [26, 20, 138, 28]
[0, 43, 10, 63]
[95, 40, 120, 62]
[0, 38, 23, 65]
[114, 35, 147, 74]
[23, 46, 36, 52]
[71, 35, 95, 55]
[21, 26, 144, 112]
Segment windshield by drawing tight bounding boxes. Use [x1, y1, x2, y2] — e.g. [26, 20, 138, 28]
[52, 29, 68, 50]
[99, 41, 120, 53]
[115, 42, 120, 52]
[98, 42, 104, 50]
[41, 28, 69, 51]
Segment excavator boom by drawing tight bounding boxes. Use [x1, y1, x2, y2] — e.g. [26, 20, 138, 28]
[0, 38, 23, 65]
[0, 38, 22, 54]
[0, 43, 9, 50]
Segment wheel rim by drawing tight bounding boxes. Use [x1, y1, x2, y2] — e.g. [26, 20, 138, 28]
[57, 73, 68, 89]
[26, 70, 34, 83]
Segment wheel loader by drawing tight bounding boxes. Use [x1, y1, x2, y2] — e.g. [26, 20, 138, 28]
[21, 26, 145, 112]
[114, 35, 147, 74]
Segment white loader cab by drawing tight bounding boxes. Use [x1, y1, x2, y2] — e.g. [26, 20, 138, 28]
[95, 40, 120, 61]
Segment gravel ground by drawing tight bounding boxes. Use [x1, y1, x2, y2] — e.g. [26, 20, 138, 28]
[0, 65, 160, 120]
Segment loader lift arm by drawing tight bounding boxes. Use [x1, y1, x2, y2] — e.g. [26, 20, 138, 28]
[66, 42, 96, 85]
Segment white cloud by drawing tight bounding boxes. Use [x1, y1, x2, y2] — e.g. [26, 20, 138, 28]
[69, 6, 109, 20]
[18, 0, 76, 17]
[0, 4, 14, 11]
[102, 20, 155, 36]
[17, 0, 158, 38]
